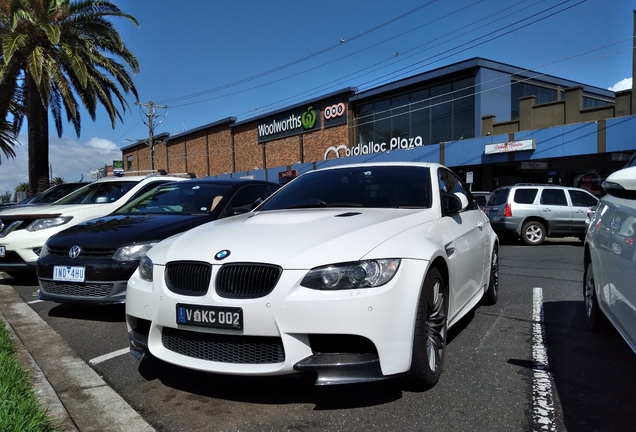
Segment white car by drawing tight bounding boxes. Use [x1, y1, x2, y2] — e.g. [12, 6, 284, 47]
[126, 162, 499, 388]
[584, 165, 636, 354]
[0, 173, 190, 277]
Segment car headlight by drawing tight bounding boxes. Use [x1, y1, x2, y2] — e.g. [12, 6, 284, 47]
[300, 259, 400, 290]
[26, 216, 73, 232]
[113, 241, 158, 262]
[39, 243, 49, 258]
[138, 255, 153, 282]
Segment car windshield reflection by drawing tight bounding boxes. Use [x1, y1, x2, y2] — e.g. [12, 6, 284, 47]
[260, 166, 432, 211]
[115, 182, 233, 215]
[54, 181, 137, 205]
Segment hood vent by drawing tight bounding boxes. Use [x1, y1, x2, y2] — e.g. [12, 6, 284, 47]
[335, 212, 362, 218]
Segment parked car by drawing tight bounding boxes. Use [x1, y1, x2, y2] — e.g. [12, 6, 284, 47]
[486, 183, 598, 245]
[472, 190, 491, 214]
[584, 165, 636, 355]
[0, 173, 190, 277]
[36, 178, 281, 304]
[126, 162, 499, 389]
[1, 182, 91, 213]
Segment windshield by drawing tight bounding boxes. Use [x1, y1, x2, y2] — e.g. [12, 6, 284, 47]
[259, 166, 432, 211]
[31, 183, 89, 204]
[55, 180, 139, 205]
[115, 182, 233, 215]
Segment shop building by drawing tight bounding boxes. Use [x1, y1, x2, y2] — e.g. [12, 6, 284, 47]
[122, 57, 634, 194]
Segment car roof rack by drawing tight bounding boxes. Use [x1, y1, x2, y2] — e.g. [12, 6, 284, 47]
[115, 170, 196, 179]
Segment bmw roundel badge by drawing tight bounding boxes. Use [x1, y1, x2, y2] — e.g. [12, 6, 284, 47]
[214, 249, 231, 261]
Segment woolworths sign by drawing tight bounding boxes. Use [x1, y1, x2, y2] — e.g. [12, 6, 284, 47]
[257, 105, 321, 143]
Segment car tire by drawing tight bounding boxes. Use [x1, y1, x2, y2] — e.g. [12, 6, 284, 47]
[482, 245, 499, 305]
[584, 259, 607, 330]
[521, 221, 545, 245]
[408, 267, 448, 390]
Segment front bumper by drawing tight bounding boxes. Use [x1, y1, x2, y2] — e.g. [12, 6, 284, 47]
[0, 228, 53, 273]
[125, 258, 428, 384]
[37, 255, 138, 304]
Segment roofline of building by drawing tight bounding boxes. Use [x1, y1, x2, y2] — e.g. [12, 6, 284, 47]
[120, 117, 238, 150]
[165, 117, 237, 142]
[232, 87, 358, 127]
[351, 57, 615, 102]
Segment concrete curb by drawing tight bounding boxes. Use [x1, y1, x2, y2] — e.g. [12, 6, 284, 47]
[0, 281, 155, 432]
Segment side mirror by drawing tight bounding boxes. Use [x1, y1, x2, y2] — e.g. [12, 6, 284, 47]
[442, 192, 468, 215]
[602, 166, 636, 199]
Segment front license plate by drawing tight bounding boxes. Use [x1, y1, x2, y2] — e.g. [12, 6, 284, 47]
[53, 266, 85, 282]
[0, 246, 5, 258]
[176, 304, 243, 330]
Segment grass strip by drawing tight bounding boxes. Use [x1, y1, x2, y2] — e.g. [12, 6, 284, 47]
[0, 321, 59, 432]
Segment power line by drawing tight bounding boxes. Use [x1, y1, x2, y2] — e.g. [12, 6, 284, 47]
[156, 0, 441, 104]
[169, 0, 582, 115]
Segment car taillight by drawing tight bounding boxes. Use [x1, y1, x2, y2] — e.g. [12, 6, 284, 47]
[503, 203, 512, 217]
[626, 237, 634, 247]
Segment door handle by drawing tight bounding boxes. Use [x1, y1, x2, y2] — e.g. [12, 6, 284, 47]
[477, 221, 483, 229]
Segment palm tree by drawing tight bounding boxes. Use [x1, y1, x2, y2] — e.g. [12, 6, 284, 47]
[0, 91, 24, 163]
[0, 118, 19, 162]
[51, 175, 65, 185]
[0, 0, 140, 195]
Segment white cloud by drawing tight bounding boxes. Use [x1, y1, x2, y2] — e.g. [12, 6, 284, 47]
[0, 135, 122, 196]
[609, 78, 632, 92]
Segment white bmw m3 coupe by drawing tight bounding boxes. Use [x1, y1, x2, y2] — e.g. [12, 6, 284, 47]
[126, 162, 499, 388]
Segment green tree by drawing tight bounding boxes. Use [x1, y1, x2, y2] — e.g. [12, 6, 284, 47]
[0, 191, 11, 202]
[51, 175, 65, 185]
[0, 93, 24, 163]
[0, 0, 140, 195]
[13, 181, 27, 202]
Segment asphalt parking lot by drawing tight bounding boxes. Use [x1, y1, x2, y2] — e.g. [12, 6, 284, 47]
[1, 239, 635, 432]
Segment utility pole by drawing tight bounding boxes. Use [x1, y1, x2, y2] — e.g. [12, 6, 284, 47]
[135, 100, 168, 171]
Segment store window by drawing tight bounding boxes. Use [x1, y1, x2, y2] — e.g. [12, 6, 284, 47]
[511, 82, 557, 120]
[583, 96, 612, 109]
[355, 76, 475, 147]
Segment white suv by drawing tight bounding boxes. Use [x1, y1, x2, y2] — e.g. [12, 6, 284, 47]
[0, 173, 190, 277]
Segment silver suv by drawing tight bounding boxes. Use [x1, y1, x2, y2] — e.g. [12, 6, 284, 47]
[486, 184, 598, 245]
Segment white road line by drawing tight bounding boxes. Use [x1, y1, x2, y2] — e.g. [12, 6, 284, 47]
[27, 299, 43, 304]
[89, 348, 130, 365]
[532, 287, 556, 432]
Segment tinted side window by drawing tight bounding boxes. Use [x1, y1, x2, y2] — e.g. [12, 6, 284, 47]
[540, 189, 567, 206]
[569, 190, 598, 207]
[128, 181, 171, 202]
[513, 188, 538, 204]
[474, 195, 487, 206]
[228, 185, 272, 215]
[489, 188, 510, 206]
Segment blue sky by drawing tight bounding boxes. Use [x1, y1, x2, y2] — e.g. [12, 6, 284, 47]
[0, 0, 633, 195]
